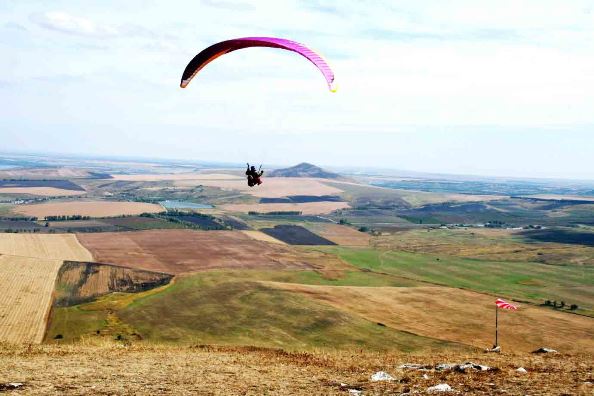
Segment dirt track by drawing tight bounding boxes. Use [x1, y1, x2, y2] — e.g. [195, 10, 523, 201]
[76, 230, 329, 274]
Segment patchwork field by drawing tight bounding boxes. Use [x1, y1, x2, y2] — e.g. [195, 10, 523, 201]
[110, 173, 242, 181]
[76, 230, 343, 274]
[222, 201, 350, 215]
[269, 283, 594, 354]
[176, 176, 344, 198]
[12, 201, 163, 218]
[0, 255, 63, 343]
[306, 223, 371, 246]
[241, 230, 286, 244]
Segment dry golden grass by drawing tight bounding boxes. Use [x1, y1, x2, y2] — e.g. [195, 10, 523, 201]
[241, 230, 287, 244]
[222, 201, 350, 215]
[176, 176, 344, 198]
[267, 283, 594, 355]
[0, 187, 86, 196]
[0, 255, 63, 343]
[12, 201, 163, 219]
[0, 234, 93, 261]
[0, 342, 591, 395]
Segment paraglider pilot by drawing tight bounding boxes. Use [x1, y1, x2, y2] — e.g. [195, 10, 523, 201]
[246, 163, 264, 187]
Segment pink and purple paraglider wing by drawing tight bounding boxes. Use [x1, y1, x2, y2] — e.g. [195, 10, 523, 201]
[180, 37, 336, 92]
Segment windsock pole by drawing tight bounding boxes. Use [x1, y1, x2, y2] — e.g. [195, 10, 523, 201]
[495, 304, 498, 347]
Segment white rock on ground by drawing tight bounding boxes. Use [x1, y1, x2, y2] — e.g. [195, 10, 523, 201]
[423, 374, 430, 380]
[370, 371, 394, 381]
[427, 383, 453, 392]
[348, 389, 362, 396]
[516, 367, 527, 373]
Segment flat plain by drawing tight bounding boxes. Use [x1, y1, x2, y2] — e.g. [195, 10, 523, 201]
[0, 187, 86, 196]
[12, 201, 163, 218]
[222, 201, 350, 215]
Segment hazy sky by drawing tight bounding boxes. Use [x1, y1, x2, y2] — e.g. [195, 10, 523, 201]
[1, 1, 593, 179]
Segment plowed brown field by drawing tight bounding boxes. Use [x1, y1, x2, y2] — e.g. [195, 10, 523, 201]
[76, 230, 343, 274]
[268, 283, 594, 354]
[12, 201, 163, 219]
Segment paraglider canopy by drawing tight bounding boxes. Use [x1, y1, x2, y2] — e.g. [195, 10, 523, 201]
[180, 37, 336, 92]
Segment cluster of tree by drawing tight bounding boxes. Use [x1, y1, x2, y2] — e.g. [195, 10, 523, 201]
[0, 216, 38, 221]
[485, 220, 507, 228]
[544, 300, 579, 310]
[248, 211, 302, 216]
[44, 215, 91, 221]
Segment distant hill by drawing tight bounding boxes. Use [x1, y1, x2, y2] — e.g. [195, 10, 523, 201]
[269, 163, 341, 179]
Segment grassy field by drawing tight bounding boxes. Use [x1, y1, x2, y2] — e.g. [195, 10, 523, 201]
[374, 228, 594, 265]
[48, 271, 458, 352]
[318, 247, 594, 316]
[1, 342, 591, 395]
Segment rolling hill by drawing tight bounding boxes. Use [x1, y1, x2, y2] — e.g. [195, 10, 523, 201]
[269, 163, 341, 179]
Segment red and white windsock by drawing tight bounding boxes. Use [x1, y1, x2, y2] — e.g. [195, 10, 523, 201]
[496, 298, 518, 310]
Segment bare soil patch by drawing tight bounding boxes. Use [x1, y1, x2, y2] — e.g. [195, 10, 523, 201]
[54, 261, 173, 306]
[13, 201, 163, 219]
[76, 230, 337, 274]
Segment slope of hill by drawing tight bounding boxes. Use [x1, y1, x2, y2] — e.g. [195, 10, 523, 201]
[269, 163, 340, 179]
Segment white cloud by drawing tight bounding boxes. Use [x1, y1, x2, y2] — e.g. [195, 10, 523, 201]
[31, 11, 120, 37]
